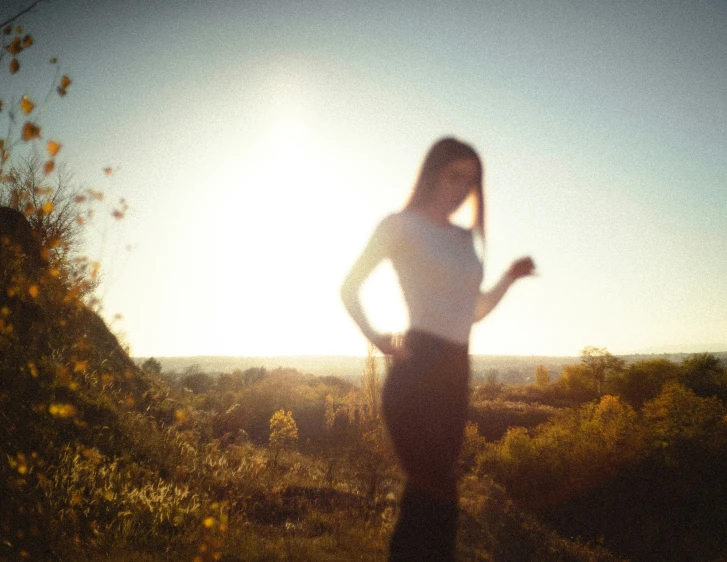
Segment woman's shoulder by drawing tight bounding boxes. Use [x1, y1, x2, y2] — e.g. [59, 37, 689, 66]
[374, 209, 473, 242]
[367, 212, 413, 253]
[396, 209, 473, 236]
[374, 211, 409, 235]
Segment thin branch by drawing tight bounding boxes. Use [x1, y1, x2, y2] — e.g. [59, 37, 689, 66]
[0, 0, 45, 30]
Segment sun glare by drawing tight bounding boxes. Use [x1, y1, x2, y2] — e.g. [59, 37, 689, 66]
[194, 96, 365, 355]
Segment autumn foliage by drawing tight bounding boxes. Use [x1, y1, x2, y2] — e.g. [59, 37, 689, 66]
[3, 8, 727, 562]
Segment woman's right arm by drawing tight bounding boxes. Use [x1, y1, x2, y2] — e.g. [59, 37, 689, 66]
[340, 217, 398, 354]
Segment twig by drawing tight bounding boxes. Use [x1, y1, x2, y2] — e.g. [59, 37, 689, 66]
[0, 0, 46, 30]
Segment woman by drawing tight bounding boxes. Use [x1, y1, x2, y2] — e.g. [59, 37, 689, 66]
[341, 137, 535, 561]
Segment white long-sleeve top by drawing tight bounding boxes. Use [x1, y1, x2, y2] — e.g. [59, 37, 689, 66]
[363, 210, 484, 345]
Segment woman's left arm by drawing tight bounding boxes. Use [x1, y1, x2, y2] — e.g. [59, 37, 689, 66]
[473, 257, 535, 322]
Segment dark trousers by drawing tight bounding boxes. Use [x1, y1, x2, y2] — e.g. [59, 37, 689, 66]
[382, 330, 470, 562]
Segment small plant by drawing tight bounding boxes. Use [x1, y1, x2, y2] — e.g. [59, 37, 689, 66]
[269, 409, 299, 465]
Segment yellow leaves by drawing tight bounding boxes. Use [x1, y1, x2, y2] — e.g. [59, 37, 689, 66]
[49, 403, 77, 418]
[21, 121, 40, 141]
[197, 513, 225, 561]
[28, 285, 39, 298]
[3, 32, 30, 76]
[8, 453, 28, 476]
[41, 201, 54, 214]
[27, 362, 39, 378]
[110, 198, 128, 220]
[6, 36, 23, 56]
[73, 361, 88, 373]
[20, 95, 34, 115]
[57, 75, 71, 96]
[47, 140, 61, 156]
[269, 409, 299, 450]
[5, 32, 30, 72]
[43, 141, 62, 173]
[0, 319, 13, 334]
[175, 409, 188, 425]
[34, 185, 53, 197]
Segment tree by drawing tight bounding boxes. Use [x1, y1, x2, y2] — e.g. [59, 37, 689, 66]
[361, 341, 380, 421]
[557, 363, 597, 400]
[679, 353, 726, 401]
[1, 153, 85, 262]
[479, 395, 640, 509]
[141, 356, 162, 376]
[181, 370, 214, 394]
[580, 346, 625, 395]
[0, 29, 110, 303]
[324, 393, 335, 431]
[333, 343, 396, 499]
[460, 421, 487, 472]
[534, 364, 550, 387]
[1, 15, 126, 304]
[269, 409, 298, 464]
[606, 359, 679, 409]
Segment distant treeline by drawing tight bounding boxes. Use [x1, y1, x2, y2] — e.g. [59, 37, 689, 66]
[135, 351, 727, 386]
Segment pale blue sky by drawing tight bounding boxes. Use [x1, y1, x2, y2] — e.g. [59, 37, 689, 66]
[3, 0, 726, 356]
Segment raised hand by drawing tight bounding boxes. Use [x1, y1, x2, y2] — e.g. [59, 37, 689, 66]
[508, 257, 536, 281]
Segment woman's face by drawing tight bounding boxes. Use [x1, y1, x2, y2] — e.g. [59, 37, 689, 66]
[433, 157, 480, 216]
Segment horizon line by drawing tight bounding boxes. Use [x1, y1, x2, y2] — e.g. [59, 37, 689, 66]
[132, 350, 727, 360]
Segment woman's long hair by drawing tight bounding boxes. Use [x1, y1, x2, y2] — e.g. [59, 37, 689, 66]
[404, 137, 485, 241]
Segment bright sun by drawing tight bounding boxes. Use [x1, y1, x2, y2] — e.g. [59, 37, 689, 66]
[189, 98, 406, 356]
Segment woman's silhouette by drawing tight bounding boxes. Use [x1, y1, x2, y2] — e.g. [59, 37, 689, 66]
[341, 137, 535, 561]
